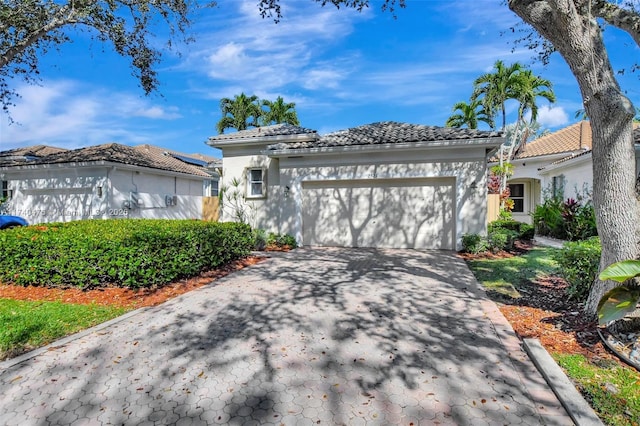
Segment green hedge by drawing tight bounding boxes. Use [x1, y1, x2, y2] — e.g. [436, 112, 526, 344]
[553, 236, 601, 301]
[0, 219, 253, 289]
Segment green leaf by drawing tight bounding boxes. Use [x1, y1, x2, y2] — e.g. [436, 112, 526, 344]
[597, 286, 640, 325]
[599, 260, 640, 282]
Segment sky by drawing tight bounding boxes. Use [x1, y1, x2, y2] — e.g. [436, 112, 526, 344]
[1, 0, 639, 159]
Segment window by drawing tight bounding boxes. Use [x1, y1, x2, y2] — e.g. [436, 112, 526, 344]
[246, 168, 266, 198]
[210, 179, 219, 197]
[552, 175, 565, 200]
[508, 183, 525, 213]
[1, 180, 10, 200]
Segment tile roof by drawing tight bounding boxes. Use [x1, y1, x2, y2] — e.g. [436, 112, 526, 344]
[135, 144, 222, 168]
[208, 123, 318, 142]
[267, 121, 502, 151]
[1, 143, 212, 177]
[516, 121, 592, 159]
[0, 144, 68, 159]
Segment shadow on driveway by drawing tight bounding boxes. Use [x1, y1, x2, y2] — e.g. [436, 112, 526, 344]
[0, 248, 573, 425]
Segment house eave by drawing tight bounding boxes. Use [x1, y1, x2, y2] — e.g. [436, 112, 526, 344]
[538, 153, 593, 175]
[267, 137, 504, 158]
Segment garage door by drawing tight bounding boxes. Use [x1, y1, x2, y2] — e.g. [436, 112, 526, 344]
[302, 178, 455, 249]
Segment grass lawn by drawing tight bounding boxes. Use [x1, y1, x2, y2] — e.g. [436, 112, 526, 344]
[465, 246, 640, 426]
[0, 299, 128, 361]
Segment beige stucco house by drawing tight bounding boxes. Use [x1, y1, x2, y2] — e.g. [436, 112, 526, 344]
[504, 121, 640, 224]
[208, 121, 503, 250]
[0, 143, 221, 224]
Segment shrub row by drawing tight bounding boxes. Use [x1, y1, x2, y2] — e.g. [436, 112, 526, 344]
[0, 219, 253, 289]
[554, 236, 601, 302]
[462, 219, 534, 254]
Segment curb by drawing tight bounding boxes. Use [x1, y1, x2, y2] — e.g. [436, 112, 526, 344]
[523, 338, 604, 426]
[0, 307, 148, 372]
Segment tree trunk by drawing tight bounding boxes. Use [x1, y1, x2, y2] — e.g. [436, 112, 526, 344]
[509, 0, 640, 316]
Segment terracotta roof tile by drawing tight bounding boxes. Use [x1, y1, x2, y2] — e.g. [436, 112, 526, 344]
[516, 121, 592, 159]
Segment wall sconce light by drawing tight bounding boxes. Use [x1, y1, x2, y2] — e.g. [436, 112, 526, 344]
[470, 181, 478, 190]
[284, 185, 291, 199]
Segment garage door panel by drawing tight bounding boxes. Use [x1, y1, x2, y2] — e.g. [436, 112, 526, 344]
[302, 178, 455, 249]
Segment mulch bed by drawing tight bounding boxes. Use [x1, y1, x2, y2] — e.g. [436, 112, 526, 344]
[0, 256, 266, 310]
[460, 241, 616, 364]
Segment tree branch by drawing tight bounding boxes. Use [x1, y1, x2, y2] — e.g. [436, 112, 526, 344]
[590, 0, 640, 47]
[0, 3, 77, 69]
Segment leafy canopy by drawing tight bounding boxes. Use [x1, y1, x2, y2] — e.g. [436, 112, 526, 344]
[0, 0, 215, 112]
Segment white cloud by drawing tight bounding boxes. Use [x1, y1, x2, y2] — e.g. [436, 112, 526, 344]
[535, 105, 569, 128]
[188, 0, 367, 93]
[0, 80, 183, 149]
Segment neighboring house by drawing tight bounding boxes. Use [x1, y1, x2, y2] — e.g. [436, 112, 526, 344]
[0, 143, 221, 224]
[208, 121, 503, 250]
[502, 121, 640, 224]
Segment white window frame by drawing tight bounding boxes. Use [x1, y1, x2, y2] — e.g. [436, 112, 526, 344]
[508, 183, 525, 213]
[210, 179, 219, 197]
[246, 168, 267, 199]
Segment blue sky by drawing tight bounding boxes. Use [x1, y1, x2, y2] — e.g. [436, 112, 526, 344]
[1, 0, 638, 158]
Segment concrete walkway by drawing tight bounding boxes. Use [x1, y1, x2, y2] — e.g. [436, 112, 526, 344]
[0, 248, 574, 425]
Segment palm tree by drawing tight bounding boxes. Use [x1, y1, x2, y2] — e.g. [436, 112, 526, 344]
[514, 70, 556, 125]
[445, 99, 494, 129]
[472, 60, 524, 131]
[260, 96, 300, 126]
[216, 93, 262, 134]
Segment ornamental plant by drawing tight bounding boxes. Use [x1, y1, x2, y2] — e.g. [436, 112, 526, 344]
[598, 260, 640, 326]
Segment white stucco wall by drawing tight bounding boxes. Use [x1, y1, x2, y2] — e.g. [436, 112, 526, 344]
[220, 144, 492, 250]
[540, 157, 593, 202]
[218, 144, 280, 230]
[109, 168, 204, 220]
[1, 164, 206, 224]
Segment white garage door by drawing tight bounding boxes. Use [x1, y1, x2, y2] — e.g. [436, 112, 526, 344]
[302, 178, 455, 250]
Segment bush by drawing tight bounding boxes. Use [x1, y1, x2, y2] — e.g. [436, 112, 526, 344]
[488, 219, 534, 241]
[267, 232, 298, 249]
[554, 237, 601, 301]
[533, 197, 565, 238]
[488, 219, 521, 233]
[488, 229, 518, 252]
[519, 223, 535, 240]
[462, 233, 487, 254]
[533, 196, 597, 241]
[253, 229, 268, 251]
[0, 219, 253, 289]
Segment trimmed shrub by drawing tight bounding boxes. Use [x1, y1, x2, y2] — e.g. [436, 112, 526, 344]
[0, 219, 253, 289]
[519, 223, 535, 240]
[554, 237, 601, 301]
[462, 233, 487, 254]
[488, 219, 521, 234]
[488, 219, 534, 241]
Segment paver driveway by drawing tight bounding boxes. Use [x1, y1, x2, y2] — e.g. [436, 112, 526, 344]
[0, 248, 573, 425]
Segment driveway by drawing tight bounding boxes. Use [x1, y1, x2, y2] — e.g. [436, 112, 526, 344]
[0, 248, 572, 425]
